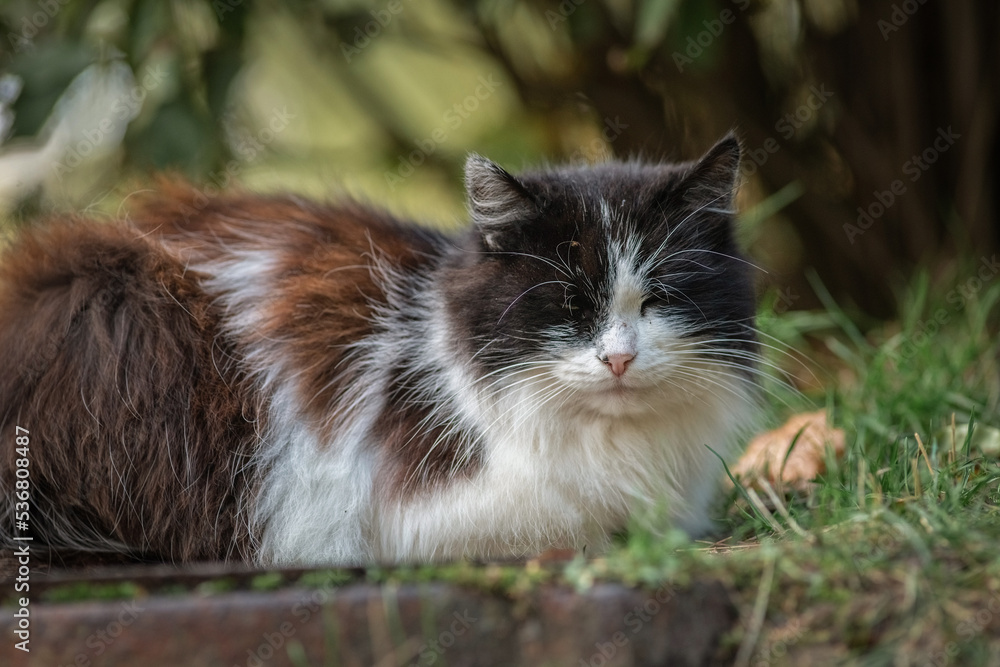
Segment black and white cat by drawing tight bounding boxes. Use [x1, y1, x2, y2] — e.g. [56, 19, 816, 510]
[0, 134, 759, 565]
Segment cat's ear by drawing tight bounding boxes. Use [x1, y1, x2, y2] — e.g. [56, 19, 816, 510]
[464, 155, 538, 250]
[676, 133, 742, 213]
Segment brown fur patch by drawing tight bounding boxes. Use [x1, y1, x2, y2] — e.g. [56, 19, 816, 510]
[372, 366, 483, 500]
[130, 183, 437, 432]
[0, 218, 263, 562]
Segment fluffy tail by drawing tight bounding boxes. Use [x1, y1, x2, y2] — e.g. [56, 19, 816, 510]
[0, 218, 263, 563]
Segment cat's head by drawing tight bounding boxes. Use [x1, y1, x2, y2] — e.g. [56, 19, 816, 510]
[445, 134, 758, 417]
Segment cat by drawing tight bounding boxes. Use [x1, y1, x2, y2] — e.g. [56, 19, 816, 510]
[0, 134, 759, 566]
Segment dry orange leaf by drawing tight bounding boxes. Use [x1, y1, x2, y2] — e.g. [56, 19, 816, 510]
[731, 410, 845, 490]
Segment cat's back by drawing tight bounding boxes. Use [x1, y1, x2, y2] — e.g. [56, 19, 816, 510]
[0, 184, 443, 562]
[0, 209, 265, 560]
[130, 180, 441, 271]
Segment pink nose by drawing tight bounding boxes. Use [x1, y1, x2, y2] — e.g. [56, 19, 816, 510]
[602, 352, 635, 377]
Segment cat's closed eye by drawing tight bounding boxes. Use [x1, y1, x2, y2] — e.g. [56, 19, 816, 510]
[563, 295, 596, 321]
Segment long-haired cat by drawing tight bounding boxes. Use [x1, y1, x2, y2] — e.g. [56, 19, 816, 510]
[0, 135, 758, 565]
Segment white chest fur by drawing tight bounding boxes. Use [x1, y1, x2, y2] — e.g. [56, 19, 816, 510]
[374, 375, 753, 562]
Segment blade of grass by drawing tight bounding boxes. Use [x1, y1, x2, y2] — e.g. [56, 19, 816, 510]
[806, 269, 869, 349]
[778, 424, 809, 483]
[914, 433, 934, 477]
[708, 445, 779, 532]
[759, 479, 811, 539]
[734, 552, 776, 667]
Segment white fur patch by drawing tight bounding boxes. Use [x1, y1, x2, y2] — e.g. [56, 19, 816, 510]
[175, 240, 379, 564]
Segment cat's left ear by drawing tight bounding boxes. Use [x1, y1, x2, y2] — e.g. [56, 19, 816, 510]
[676, 133, 742, 214]
[465, 155, 538, 250]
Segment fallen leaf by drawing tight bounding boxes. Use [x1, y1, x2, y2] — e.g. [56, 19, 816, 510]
[731, 410, 845, 490]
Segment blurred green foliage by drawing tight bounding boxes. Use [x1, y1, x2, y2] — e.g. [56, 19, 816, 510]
[0, 0, 850, 217]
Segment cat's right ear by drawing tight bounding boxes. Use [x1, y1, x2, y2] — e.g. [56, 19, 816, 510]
[464, 155, 538, 251]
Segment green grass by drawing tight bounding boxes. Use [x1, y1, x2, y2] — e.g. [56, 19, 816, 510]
[586, 259, 1000, 664]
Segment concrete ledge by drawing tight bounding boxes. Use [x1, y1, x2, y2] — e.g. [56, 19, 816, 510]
[2, 578, 737, 666]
